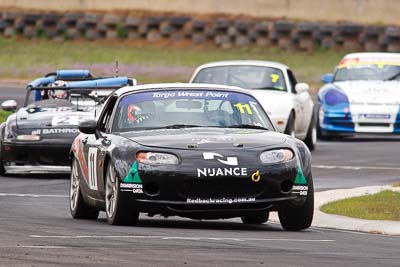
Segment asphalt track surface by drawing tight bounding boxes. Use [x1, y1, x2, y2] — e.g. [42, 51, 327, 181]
[0, 85, 399, 266]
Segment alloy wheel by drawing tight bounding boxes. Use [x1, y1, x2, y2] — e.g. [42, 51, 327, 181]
[70, 159, 80, 211]
[106, 164, 118, 218]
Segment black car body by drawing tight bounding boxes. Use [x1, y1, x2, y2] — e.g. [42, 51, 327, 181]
[0, 70, 135, 174]
[70, 83, 313, 230]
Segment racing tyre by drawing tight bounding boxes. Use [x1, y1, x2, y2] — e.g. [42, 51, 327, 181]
[105, 162, 139, 226]
[284, 112, 295, 137]
[69, 158, 100, 219]
[278, 175, 314, 231]
[304, 113, 317, 151]
[241, 212, 269, 224]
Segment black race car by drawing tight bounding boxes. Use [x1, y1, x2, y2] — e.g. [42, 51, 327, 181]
[70, 83, 313, 230]
[0, 70, 135, 174]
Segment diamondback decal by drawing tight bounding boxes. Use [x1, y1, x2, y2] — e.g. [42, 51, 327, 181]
[294, 166, 307, 185]
[123, 161, 142, 183]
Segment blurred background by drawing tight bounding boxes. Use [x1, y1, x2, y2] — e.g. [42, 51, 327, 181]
[0, 0, 400, 89]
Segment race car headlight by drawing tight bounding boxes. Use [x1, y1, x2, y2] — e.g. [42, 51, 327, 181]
[324, 89, 349, 106]
[136, 152, 179, 165]
[260, 149, 294, 164]
[16, 134, 41, 141]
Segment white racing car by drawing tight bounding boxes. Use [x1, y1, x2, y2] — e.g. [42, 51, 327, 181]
[319, 52, 400, 138]
[190, 60, 316, 150]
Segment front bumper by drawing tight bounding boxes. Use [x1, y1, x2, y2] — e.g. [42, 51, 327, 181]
[119, 158, 308, 219]
[4, 165, 71, 174]
[319, 104, 400, 134]
[131, 196, 298, 219]
[2, 141, 72, 173]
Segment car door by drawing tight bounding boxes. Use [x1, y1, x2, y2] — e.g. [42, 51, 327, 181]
[82, 95, 118, 199]
[287, 69, 309, 136]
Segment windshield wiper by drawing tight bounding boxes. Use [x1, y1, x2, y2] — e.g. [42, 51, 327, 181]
[227, 124, 269, 130]
[155, 124, 205, 129]
[385, 71, 400, 81]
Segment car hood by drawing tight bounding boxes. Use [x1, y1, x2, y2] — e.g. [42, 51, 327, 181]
[16, 106, 94, 129]
[249, 90, 291, 115]
[121, 127, 287, 150]
[334, 81, 400, 105]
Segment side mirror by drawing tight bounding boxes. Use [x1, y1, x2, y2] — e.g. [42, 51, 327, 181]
[295, 83, 310, 93]
[78, 120, 97, 135]
[321, 73, 334, 83]
[1, 100, 17, 112]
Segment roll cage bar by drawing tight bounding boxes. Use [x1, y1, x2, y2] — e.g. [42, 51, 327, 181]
[24, 69, 136, 106]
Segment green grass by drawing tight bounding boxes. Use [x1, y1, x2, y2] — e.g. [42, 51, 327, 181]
[0, 110, 11, 123]
[321, 190, 400, 221]
[0, 37, 348, 87]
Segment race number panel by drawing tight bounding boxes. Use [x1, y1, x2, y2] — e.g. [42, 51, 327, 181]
[88, 147, 98, 190]
[52, 116, 85, 126]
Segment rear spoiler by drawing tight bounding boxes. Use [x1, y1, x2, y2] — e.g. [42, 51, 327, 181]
[26, 69, 136, 105]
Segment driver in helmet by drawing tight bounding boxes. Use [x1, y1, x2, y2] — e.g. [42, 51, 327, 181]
[48, 80, 69, 100]
[127, 102, 156, 125]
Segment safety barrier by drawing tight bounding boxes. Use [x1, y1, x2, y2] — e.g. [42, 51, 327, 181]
[1, 11, 399, 52]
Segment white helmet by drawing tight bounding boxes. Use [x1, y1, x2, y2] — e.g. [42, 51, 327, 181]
[49, 80, 69, 99]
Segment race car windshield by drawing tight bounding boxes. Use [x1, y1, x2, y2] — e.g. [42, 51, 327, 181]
[25, 89, 112, 111]
[334, 63, 400, 81]
[193, 66, 287, 91]
[113, 90, 272, 132]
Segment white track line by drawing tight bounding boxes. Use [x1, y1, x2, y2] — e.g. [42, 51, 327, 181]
[313, 165, 400, 171]
[9, 245, 71, 249]
[29, 235, 334, 242]
[0, 193, 67, 198]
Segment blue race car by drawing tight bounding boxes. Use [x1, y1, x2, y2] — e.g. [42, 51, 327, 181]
[318, 52, 400, 139]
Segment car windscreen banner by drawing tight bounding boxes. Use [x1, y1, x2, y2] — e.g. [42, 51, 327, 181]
[119, 90, 256, 106]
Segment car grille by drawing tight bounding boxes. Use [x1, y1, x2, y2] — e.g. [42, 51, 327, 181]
[329, 120, 355, 128]
[358, 123, 390, 127]
[179, 178, 265, 198]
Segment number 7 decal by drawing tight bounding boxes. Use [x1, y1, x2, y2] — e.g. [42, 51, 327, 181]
[270, 74, 280, 83]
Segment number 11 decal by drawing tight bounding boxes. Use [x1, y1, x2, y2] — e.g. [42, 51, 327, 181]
[234, 103, 253, 115]
[88, 147, 98, 190]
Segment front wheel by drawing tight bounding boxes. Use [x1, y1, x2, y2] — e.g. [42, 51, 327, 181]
[69, 158, 99, 219]
[304, 113, 317, 151]
[284, 112, 295, 137]
[241, 212, 269, 224]
[105, 162, 139, 226]
[278, 175, 314, 231]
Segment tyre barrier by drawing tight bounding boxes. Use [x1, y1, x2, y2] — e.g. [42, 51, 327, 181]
[1, 10, 400, 51]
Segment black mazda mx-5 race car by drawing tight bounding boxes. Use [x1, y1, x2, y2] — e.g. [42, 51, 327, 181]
[70, 83, 313, 230]
[0, 70, 135, 174]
